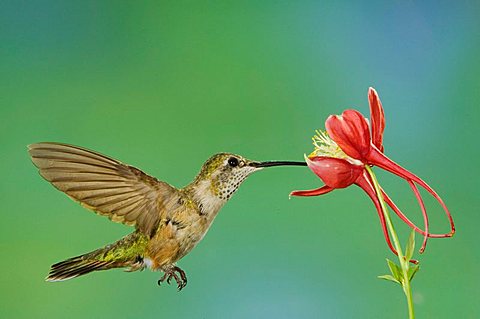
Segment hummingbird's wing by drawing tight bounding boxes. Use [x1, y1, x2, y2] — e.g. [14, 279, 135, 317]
[28, 142, 176, 236]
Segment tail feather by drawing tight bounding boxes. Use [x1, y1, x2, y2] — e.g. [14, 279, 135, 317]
[46, 256, 113, 282]
[46, 231, 149, 282]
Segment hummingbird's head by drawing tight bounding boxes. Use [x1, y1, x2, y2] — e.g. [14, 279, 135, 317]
[193, 153, 260, 201]
[187, 153, 305, 217]
[190, 153, 306, 204]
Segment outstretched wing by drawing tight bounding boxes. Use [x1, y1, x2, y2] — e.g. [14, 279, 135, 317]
[28, 142, 177, 236]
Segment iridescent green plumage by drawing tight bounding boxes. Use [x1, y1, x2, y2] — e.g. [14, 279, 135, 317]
[47, 231, 149, 281]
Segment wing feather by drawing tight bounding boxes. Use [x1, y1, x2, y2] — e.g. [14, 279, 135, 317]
[28, 142, 176, 235]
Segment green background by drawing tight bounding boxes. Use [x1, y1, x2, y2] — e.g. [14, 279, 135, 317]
[1, 1, 479, 318]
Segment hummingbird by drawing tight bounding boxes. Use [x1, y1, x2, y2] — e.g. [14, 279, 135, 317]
[28, 142, 305, 290]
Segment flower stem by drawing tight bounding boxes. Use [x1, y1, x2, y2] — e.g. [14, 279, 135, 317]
[365, 165, 415, 319]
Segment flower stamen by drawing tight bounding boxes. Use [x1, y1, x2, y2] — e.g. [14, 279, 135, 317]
[311, 130, 363, 166]
[311, 130, 349, 159]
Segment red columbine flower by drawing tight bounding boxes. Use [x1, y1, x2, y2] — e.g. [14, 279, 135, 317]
[291, 88, 455, 258]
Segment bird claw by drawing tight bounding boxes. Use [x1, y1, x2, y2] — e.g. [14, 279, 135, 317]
[157, 266, 188, 291]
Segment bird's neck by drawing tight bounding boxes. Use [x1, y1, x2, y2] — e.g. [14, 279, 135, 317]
[186, 179, 227, 221]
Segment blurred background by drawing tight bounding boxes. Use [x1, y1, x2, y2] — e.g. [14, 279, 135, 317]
[1, 1, 479, 318]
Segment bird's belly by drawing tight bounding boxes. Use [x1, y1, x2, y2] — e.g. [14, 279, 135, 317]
[146, 222, 209, 270]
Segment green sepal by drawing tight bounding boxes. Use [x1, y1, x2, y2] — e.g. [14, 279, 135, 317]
[386, 258, 403, 283]
[408, 264, 420, 281]
[405, 229, 416, 261]
[377, 274, 400, 284]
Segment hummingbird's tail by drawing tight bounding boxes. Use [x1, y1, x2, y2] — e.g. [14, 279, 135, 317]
[46, 256, 112, 282]
[46, 231, 149, 282]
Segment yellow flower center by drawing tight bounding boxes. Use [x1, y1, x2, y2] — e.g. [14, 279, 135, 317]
[310, 130, 349, 159]
[310, 130, 363, 166]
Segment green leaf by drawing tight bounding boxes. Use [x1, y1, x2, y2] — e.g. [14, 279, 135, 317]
[405, 229, 416, 261]
[408, 264, 420, 281]
[377, 274, 400, 284]
[386, 258, 403, 283]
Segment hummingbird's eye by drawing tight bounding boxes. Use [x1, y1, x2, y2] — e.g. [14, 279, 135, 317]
[228, 157, 239, 167]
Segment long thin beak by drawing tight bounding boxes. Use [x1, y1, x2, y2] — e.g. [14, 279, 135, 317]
[249, 161, 307, 168]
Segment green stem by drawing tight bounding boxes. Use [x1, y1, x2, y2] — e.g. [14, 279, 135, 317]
[365, 165, 415, 319]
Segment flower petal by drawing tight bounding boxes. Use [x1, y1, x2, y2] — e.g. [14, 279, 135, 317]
[367, 147, 455, 237]
[290, 185, 334, 197]
[355, 172, 418, 264]
[368, 87, 385, 152]
[306, 156, 364, 189]
[407, 180, 429, 253]
[380, 182, 429, 253]
[325, 109, 371, 161]
[382, 185, 453, 238]
[381, 191, 426, 235]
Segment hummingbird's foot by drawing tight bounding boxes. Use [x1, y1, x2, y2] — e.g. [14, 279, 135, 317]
[157, 266, 188, 291]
